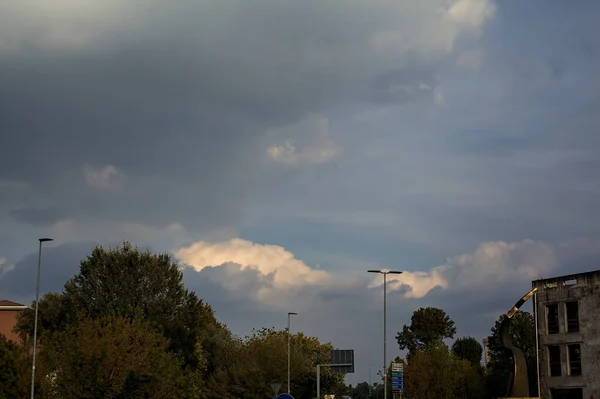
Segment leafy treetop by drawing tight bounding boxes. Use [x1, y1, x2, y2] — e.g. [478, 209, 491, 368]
[396, 307, 457, 354]
[451, 336, 483, 365]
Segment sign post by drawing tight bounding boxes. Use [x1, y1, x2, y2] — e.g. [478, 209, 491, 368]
[316, 349, 355, 398]
[391, 362, 403, 398]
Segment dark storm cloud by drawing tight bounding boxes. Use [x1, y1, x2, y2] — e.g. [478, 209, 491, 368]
[9, 206, 67, 226]
[0, 0, 448, 236]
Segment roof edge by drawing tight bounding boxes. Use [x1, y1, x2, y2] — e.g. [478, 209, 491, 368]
[532, 269, 600, 285]
[0, 305, 29, 310]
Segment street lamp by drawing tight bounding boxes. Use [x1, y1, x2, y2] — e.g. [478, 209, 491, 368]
[287, 312, 298, 395]
[368, 269, 403, 399]
[31, 237, 53, 399]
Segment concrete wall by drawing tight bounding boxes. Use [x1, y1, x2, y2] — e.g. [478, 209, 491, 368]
[533, 271, 600, 399]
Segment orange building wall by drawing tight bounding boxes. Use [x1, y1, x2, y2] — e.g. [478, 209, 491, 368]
[0, 310, 21, 342]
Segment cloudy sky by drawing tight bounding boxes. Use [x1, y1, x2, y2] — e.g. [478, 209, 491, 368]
[2, 0, 600, 385]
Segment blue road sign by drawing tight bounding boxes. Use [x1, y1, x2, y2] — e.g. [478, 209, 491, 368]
[276, 394, 294, 399]
[392, 375, 404, 390]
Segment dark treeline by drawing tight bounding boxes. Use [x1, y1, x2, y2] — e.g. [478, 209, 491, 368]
[347, 307, 536, 399]
[0, 243, 346, 399]
[0, 242, 536, 399]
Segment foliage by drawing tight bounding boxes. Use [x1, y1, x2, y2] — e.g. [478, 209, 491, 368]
[347, 382, 372, 399]
[484, 310, 538, 399]
[15, 243, 238, 397]
[36, 315, 184, 399]
[0, 333, 24, 399]
[404, 342, 456, 399]
[235, 327, 346, 399]
[454, 359, 485, 399]
[403, 342, 484, 399]
[451, 336, 483, 365]
[12, 242, 349, 399]
[396, 307, 456, 354]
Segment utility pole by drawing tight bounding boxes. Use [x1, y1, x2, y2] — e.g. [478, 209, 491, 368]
[368, 269, 403, 399]
[287, 312, 298, 395]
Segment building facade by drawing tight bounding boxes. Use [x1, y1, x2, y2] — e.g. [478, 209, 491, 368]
[0, 299, 27, 342]
[482, 337, 491, 366]
[533, 270, 600, 399]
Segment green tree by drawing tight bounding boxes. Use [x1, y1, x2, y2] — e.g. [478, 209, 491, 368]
[15, 242, 239, 398]
[451, 336, 483, 365]
[403, 343, 484, 399]
[396, 307, 457, 354]
[404, 342, 457, 399]
[37, 315, 184, 399]
[454, 359, 485, 399]
[235, 327, 345, 399]
[347, 381, 372, 399]
[0, 334, 22, 399]
[484, 310, 537, 399]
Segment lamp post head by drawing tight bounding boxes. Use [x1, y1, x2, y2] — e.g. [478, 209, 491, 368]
[367, 269, 403, 275]
[39, 238, 53, 243]
[288, 312, 298, 316]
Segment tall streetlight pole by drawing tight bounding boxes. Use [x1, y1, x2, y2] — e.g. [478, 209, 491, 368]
[31, 237, 53, 399]
[368, 269, 403, 399]
[287, 312, 298, 395]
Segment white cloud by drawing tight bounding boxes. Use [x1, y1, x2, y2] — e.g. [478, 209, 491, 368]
[456, 50, 484, 69]
[175, 238, 331, 288]
[368, 0, 496, 59]
[1, 0, 496, 70]
[445, 0, 496, 32]
[445, 239, 559, 285]
[174, 238, 343, 310]
[369, 267, 449, 299]
[368, 239, 558, 298]
[266, 116, 341, 165]
[82, 164, 125, 190]
[175, 237, 558, 310]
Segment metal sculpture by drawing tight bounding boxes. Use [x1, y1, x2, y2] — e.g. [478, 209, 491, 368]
[499, 287, 538, 398]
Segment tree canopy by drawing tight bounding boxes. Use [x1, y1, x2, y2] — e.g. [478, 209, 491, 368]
[0, 334, 22, 399]
[36, 316, 184, 399]
[396, 307, 457, 354]
[5, 242, 539, 399]
[11, 242, 349, 399]
[451, 336, 483, 365]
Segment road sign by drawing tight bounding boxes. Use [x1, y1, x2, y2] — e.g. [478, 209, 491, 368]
[331, 349, 355, 373]
[276, 394, 294, 399]
[391, 362, 404, 392]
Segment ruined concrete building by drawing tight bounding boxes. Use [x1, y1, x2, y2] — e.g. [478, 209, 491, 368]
[533, 270, 600, 399]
